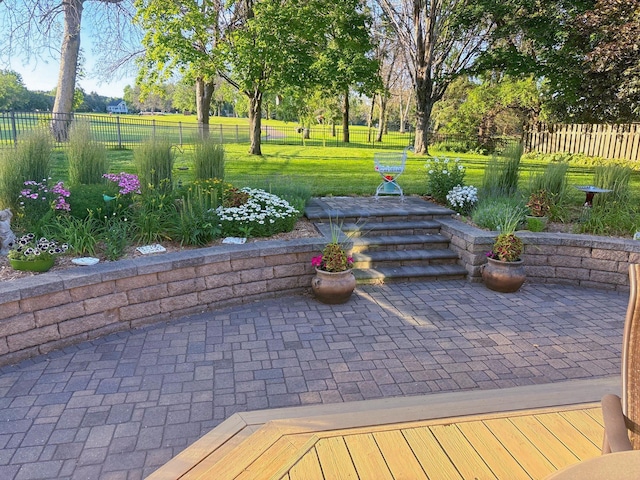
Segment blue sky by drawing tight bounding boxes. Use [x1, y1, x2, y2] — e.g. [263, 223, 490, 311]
[4, 7, 139, 99]
[9, 57, 135, 99]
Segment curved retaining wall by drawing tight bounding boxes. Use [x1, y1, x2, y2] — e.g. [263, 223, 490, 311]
[0, 238, 323, 368]
[1, 220, 639, 367]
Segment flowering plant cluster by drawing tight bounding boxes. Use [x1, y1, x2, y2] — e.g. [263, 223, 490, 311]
[19, 179, 71, 213]
[103, 172, 141, 195]
[8, 234, 69, 262]
[312, 243, 354, 272]
[446, 185, 478, 215]
[216, 188, 299, 237]
[425, 157, 466, 203]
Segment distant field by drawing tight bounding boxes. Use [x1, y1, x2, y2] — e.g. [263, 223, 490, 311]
[0, 112, 414, 150]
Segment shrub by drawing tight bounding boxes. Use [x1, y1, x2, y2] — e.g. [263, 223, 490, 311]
[67, 121, 108, 185]
[134, 139, 175, 193]
[472, 196, 526, 231]
[0, 128, 53, 211]
[194, 138, 225, 181]
[68, 184, 109, 220]
[425, 157, 466, 203]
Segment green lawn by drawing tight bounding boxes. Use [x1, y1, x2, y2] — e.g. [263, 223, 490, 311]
[49, 142, 625, 205]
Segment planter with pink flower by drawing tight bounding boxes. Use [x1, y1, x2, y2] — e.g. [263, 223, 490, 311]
[311, 222, 356, 304]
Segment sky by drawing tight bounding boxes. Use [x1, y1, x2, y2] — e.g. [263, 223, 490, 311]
[9, 57, 136, 99]
[3, 5, 140, 99]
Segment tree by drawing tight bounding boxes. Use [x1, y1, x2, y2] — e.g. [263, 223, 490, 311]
[309, 0, 379, 143]
[0, 70, 30, 110]
[135, 0, 223, 136]
[378, 0, 496, 154]
[0, 0, 139, 139]
[223, 0, 330, 155]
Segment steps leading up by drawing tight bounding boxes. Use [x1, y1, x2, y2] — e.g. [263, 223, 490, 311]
[305, 197, 467, 284]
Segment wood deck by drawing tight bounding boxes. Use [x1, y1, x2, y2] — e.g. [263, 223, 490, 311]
[149, 377, 620, 480]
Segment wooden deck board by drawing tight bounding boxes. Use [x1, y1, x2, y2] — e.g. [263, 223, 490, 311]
[373, 430, 429, 479]
[483, 417, 556, 479]
[508, 415, 580, 469]
[343, 433, 394, 480]
[534, 412, 602, 460]
[456, 420, 531, 480]
[430, 423, 498, 479]
[187, 406, 605, 479]
[315, 437, 359, 479]
[403, 427, 462, 480]
[287, 448, 323, 480]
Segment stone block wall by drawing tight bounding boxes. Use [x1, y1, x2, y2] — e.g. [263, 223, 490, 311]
[0, 239, 322, 368]
[2, 218, 640, 367]
[439, 218, 640, 292]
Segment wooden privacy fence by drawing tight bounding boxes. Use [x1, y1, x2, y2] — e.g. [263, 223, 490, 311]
[524, 123, 640, 162]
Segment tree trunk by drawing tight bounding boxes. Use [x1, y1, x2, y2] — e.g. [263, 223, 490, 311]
[248, 89, 263, 155]
[51, 0, 83, 142]
[376, 92, 389, 143]
[367, 94, 376, 142]
[196, 77, 214, 139]
[342, 91, 350, 143]
[413, 74, 433, 155]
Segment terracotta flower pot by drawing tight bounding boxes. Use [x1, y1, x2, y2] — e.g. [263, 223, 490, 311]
[482, 257, 526, 293]
[311, 268, 356, 304]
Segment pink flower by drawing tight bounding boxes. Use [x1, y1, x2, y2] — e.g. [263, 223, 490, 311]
[311, 255, 323, 267]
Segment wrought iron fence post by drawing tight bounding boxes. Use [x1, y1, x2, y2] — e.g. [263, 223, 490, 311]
[116, 116, 123, 149]
[10, 111, 17, 146]
[179, 122, 183, 146]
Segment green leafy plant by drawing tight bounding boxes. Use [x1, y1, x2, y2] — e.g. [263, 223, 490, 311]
[129, 181, 175, 244]
[425, 157, 466, 203]
[488, 206, 527, 262]
[170, 185, 221, 246]
[44, 214, 101, 256]
[311, 219, 354, 272]
[102, 216, 131, 261]
[526, 189, 552, 217]
[481, 143, 522, 197]
[67, 121, 109, 185]
[472, 196, 526, 231]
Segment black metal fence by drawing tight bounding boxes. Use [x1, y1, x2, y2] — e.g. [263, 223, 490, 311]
[0, 111, 416, 150]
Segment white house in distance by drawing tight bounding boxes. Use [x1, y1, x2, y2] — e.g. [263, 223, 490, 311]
[106, 100, 128, 114]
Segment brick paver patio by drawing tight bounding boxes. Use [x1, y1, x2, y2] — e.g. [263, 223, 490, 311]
[0, 280, 628, 479]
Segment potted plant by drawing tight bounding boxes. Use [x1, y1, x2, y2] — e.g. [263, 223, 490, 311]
[482, 208, 527, 293]
[311, 221, 356, 304]
[525, 189, 552, 231]
[8, 234, 69, 272]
